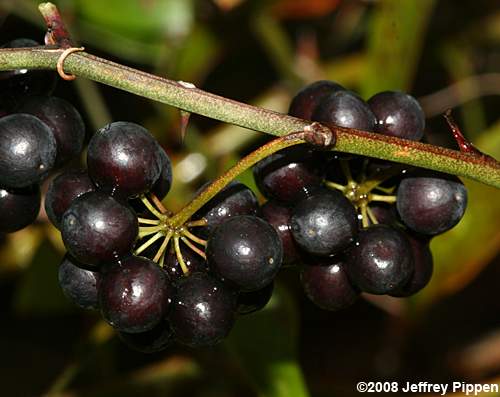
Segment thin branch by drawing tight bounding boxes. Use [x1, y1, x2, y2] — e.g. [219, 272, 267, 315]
[0, 48, 499, 188]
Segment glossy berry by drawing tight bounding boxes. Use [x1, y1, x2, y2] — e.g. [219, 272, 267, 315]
[237, 282, 274, 315]
[151, 146, 173, 200]
[58, 254, 99, 310]
[192, 181, 259, 238]
[163, 248, 205, 280]
[0, 113, 56, 188]
[368, 91, 425, 141]
[261, 200, 301, 265]
[396, 173, 467, 235]
[301, 259, 359, 311]
[0, 185, 40, 233]
[207, 215, 283, 292]
[291, 189, 358, 256]
[61, 191, 138, 266]
[87, 121, 164, 198]
[170, 272, 237, 347]
[288, 80, 345, 120]
[99, 255, 173, 333]
[119, 320, 173, 354]
[45, 169, 95, 229]
[390, 233, 433, 297]
[345, 225, 414, 295]
[311, 90, 376, 131]
[18, 96, 86, 166]
[0, 39, 57, 110]
[253, 145, 324, 203]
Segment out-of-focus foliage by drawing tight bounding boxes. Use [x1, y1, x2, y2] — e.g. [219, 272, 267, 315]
[0, 0, 499, 396]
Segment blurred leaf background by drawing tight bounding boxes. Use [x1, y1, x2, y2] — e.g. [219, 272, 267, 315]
[0, 0, 500, 396]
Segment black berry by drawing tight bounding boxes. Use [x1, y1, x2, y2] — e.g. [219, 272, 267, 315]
[345, 225, 414, 295]
[87, 121, 164, 198]
[207, 215, 283, 292]
[368, 91, 425, 141]
[170, 272, 237, 347]
[396, 173, 467, 235]
[58, 254, 99, 310]
[0, 185, 40, 233]
[45, 169, 95, 229]
[61, 191, 138, 266]
[301, 258, 359, 311]
[0, 113, 56, 188]
[99, 255, 173, 333]
[291, 189, 358, 256]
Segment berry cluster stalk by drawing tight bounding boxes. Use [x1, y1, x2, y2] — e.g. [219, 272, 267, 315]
[0, 3, 498, 189]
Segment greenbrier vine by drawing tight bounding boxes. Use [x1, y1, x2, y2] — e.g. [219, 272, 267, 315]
[0, 2, 498, 192]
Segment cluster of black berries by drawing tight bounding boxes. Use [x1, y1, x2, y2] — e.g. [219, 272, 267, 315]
[0, 38, 84, 234]
[1, 37, 469, 354]
[255, 80, 468, 310]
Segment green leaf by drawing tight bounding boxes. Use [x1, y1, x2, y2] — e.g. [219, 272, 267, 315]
[227, 282, 310, 397]
[76, 0, 194, 40]
[361, 0, 436, 97]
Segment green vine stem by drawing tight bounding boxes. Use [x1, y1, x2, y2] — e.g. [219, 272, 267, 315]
[0, 5, 499, 189]
[171, 133, 306, 226]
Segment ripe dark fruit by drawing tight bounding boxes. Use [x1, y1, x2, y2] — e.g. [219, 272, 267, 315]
[193, 181, 259, 238]
[99, 255, 173, 333]
[311, 90, 376, 131]
[390, 234, 433, 297]
[288, 80, 345, 120]
[45, 169, 95, 229]
[237, 282, 274, 315]
[0, 113, 56, 188]
[87, 121, 163, 198]
[0, 185, 40, 233]
[61, 191, 138, 266]
[207, 215, 283, 292]
[151, 147, 173, 200]
[261, 200, 301, 266]
[18, 96, 86, 166]
[396, 173, 467, 235]
[301, 259, 359, 311]
[253, 145, 324, 203]
[0, 39, 57, 110]
[368, 91, 425, 141]
[119, 320, 173, 353]
[58, 255, 99, 310]
[291, 189, 358, 256]
[170, 272, 237, 347]
[345, 225, 414, 295]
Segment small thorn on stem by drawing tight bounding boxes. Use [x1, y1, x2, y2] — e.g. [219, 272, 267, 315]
[178, 110, 191, 143]
[56, 47, 84, 80]
[444, 109, 483, 156]
[178, 81, 196, 89]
